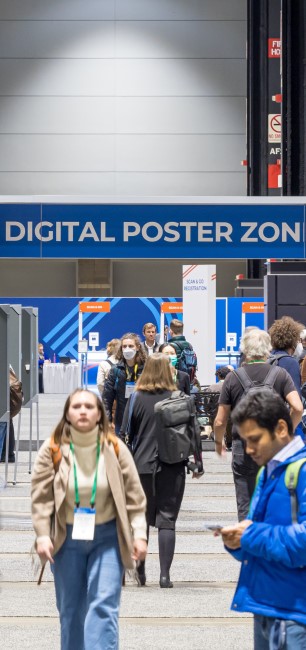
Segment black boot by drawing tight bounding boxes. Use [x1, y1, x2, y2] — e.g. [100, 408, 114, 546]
[136, 561, 146, 586]
[159, 575, 173, 588]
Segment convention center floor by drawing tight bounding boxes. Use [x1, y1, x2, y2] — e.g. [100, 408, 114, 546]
[0, 394, 252, 649]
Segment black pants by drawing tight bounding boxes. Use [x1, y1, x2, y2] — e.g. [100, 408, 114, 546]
[39, 366, 44, 393]
[140, 463, 186, 530]
[232, 438, 258, 521]
[139, 464, 186, 579]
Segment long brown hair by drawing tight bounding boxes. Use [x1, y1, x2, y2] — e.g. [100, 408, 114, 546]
[136, 353, 176, 393]
[52, 389, 109, 444]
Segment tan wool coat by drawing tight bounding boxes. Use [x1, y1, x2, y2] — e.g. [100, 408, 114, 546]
[31, 434, 147, 570]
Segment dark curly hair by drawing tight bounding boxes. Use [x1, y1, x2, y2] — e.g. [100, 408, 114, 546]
[269, 316, 304, 351]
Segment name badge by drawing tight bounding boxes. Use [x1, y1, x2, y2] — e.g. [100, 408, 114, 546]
[72, 507, 96, 540]
[125, 381, 135, 398]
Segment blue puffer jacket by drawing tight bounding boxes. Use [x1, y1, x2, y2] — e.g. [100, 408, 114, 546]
[228, 447, 306, 624]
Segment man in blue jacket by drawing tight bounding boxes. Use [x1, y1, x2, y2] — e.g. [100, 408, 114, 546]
[220, 389, 306, 649]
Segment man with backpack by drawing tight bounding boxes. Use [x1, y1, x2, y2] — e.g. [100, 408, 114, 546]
[214, 328, 303, 520]
[219, 390, 306, 650]
[168, 319, 198, 385]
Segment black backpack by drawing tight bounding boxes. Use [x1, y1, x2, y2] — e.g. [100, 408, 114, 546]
[232, 365, 281, 397]
[174, 343, 198, 383]
[154, 391, 203, 471]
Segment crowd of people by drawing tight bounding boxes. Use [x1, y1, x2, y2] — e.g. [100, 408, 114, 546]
[30, 314, 306, 649]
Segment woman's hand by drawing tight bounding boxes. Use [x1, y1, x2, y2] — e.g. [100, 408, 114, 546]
[132, 539, 147, 562]
[36, 536, 54, 564]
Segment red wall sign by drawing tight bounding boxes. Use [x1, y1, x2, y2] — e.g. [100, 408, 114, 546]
[268, 38, 281, 58]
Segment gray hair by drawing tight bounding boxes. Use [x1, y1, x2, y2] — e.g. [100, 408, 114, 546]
[240, 328, 272, 360]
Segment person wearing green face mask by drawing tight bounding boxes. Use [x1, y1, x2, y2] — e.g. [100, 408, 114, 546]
[159, 344, 190, 395]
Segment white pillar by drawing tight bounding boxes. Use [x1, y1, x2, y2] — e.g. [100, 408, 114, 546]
[182, 265, 216, 386]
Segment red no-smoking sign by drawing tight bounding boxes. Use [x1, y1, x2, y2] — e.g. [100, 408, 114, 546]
[268, 113, 281, 143]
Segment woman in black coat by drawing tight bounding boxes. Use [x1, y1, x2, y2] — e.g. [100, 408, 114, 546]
[159, 343, 190, 395]
[120, 353, 202, 589]
[102, 333, 145, 435]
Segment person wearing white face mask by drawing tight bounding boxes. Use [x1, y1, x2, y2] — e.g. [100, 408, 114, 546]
[159, 343, 190, 395]
[102, 333, 146, 435]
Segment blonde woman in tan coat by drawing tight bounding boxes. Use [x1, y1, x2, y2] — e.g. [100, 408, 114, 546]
[31, 388, 147, 650]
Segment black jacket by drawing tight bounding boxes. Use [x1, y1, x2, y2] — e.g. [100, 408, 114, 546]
[102, 360, 144, 429]
[120, 390, 172, 474]
[176, 369, 190, 395]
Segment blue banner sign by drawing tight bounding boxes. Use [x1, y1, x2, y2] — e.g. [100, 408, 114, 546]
[0, 203, 305, 259]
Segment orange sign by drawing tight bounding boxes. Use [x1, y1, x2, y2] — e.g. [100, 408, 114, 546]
[242, 302, 264, 314]
[79, 301, 111, 313]
[161, 302, 183, 313]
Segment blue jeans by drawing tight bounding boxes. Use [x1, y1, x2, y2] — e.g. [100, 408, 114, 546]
[52, 519, 123, 650]
[0, 421, 6, 457]
[254, 615, 306, 649]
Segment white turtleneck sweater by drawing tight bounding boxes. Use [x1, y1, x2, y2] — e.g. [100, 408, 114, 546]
[65, 425, 116, 525]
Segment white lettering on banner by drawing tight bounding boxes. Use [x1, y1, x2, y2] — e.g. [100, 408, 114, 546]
[4, 220, 303, 245]
[6, 222, 25, 241]
[56, 221, 61, 241]
[142, 221, 163, 242]
[198, 223, 213, 242]
[35, 221, 53, 242]
[164, 221, 180, 242]
[62, 222, 79, 241]
[241, 221, 300, 243]
[100, 222, 115, 242]
[178, 222, 197, 242]
[123, 222, 140, 241]
[241, 223, 258, 242]
[79, 221, 99, 242]
[216, 222, 233, 242]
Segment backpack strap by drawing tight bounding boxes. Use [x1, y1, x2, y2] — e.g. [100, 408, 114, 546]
[284, 458, 306, 523]
[255, 465, 265, 488]
[50, 435, 62, 472]
[232, 367, 255, 392]
[170, 390, 184, 400]
[233, 364, 280, 392]
[106, 432, 120, 458]
[260, 364, 281, 388]
[268, 353, 289, 365]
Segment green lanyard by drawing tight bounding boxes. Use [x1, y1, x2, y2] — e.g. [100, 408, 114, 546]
[69, 435, 101, 509]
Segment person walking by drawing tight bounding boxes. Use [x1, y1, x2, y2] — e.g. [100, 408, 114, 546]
[102, 333, 146, 435]
[97, 338, 120, 396]
[159, 342, 190, 394]
[120, 353, 202, 589]
[214, 328, 303, 520]
[31, 388, 147, 650]
[220, 390, 306, 650]
[269, 315, 304, 393]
